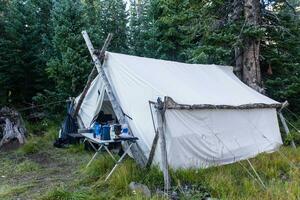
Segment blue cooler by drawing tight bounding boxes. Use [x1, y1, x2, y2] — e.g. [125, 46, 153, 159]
[101, 124, 111, 140]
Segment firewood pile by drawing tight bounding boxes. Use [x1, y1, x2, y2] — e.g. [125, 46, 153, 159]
[0, 107, 27, 149]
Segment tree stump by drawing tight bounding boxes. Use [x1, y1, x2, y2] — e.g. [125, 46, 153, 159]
[0, 107, 27, 150]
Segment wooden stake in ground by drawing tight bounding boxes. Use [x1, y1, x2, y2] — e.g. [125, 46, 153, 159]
[0, 107, 26, 149]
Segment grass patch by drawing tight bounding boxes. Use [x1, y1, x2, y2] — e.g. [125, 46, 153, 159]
[39, 187, 88, 200]
[15, 159, 41, 173]
[18, 137, 46, 154]
[196, 147, 300, 199]
[45, 145, 299, 200]
[81, 154, 116, 184]
[67, 143, 86, 154]
[0, 184, 33, 199]
[18, 121, 59, 155]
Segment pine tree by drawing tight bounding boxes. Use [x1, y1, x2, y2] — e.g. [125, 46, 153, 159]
[128, 0, 160, 58]
[262, 1, 300, 112]
[30, 0, 53, 98]
[0, 0, 9, 104]
[83, 0, 105, 47]
[146, 0, 189, 61]
[46, 0, 90, 101]
[0, 0, 50, 106]
[128, 0, 143, 55]
[99, 0, 128, 53]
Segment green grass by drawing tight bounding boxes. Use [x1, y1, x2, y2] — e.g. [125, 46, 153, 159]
[59, 147, 299, 200]
[1, 121, 300, 200]
[18, 120, 58, 155]
[18, 137, 46, 154]
[198, 148, 300, 200]
[0, 184, 34, 199]
[15, 159, 41, 173]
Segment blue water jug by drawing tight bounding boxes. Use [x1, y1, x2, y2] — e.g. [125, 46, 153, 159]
[93, 122, 101, 138]
[101, 124, 111, 140]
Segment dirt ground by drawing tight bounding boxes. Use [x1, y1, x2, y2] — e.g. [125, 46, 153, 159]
[0, 143, 90, 200]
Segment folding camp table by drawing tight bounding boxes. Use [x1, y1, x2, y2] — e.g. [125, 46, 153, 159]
[81, 133, 138, 181]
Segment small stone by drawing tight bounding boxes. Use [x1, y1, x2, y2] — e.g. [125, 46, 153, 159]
[129, 182, 151, 198]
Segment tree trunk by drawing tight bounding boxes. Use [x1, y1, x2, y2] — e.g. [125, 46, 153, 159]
[231, 0, 264, 93]
[231, 0, 243, 79]
[0, 107, 27, 149]
[243, 0, 263, 93]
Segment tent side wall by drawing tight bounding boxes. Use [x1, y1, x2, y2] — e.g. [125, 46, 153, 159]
[75, 74, 106, 128]
[159, 108, 282, 169]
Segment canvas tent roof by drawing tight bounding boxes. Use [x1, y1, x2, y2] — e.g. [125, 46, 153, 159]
[104, 52, 279, 107]
[76, 52, 282, 169]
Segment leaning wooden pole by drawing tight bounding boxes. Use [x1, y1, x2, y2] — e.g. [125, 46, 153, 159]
[72, 32, 113, 119]
[81, 31, 147, 166]
[278, 101, 296, 149]
[155, 97, 171, 194]
[278, 112, 296, 148]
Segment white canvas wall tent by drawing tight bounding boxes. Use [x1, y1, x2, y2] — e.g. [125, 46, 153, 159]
[75, 51, 283, 170]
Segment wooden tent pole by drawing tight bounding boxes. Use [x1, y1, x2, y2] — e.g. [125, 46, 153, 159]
[146, 101, 159, 168]
[146, 131, 159, 168]
[278, 101, 296, 149]
[81, 31, 147, 166]
[156, 97, 171, 194]
[72, 32, 113, 119]
[278, 112, 296, 148]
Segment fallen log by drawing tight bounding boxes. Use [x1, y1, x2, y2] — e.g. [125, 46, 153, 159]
[0, 107, 27, 149]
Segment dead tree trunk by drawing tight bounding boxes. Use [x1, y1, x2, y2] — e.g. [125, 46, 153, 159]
[0, 107, 27, 149]
[231, 0, 264, 93]
[243, 0, 263, 93]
